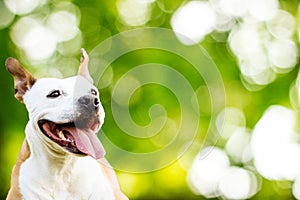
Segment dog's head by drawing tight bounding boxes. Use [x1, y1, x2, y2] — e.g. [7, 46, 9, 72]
[5, 49, 106, 159]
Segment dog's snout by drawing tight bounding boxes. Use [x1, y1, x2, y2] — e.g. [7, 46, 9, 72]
[78, 95, 99, 109]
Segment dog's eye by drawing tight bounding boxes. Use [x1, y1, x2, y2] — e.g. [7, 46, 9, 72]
[47, 90, 61, 98]
[91, 89, 97, 96]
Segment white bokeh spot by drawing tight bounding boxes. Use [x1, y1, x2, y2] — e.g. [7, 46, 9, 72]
[171, 1, 216, 45]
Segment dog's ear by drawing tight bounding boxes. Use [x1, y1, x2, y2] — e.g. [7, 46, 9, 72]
[78, 48, 93, 84]
[5, 58, 36, 103]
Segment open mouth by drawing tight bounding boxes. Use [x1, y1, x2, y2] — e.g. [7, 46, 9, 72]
[38, 119, 105, 159]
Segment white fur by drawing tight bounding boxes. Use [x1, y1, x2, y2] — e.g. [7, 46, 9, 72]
[19, 76, 113, 200]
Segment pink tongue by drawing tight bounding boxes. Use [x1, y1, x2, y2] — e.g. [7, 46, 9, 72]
[64, 127, 105, 159]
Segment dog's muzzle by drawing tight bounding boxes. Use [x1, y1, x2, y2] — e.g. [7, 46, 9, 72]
[37, 95, 105, 159]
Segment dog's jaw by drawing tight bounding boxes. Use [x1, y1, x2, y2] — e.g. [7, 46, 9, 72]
[37, 119, 106, 159]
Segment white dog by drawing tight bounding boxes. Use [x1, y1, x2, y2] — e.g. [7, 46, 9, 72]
[5, 49, 128, 200]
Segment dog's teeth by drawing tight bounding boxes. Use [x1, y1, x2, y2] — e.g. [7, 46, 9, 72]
[58, 130, 63, 138]
[58, 130, 67, 140]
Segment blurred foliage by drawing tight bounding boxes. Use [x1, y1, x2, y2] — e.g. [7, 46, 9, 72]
[1, 0, 300, 200]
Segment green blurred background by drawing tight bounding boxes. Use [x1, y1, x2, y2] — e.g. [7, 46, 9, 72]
[1, 0, 300, 199]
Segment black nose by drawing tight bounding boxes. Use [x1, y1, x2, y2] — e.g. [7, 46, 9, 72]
[78, 95, 99, 109]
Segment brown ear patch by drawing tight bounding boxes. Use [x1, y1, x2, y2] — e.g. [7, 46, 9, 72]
[5, 58, 36, 103]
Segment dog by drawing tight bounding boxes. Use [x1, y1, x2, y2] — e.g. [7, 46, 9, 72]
[5, 48, 128, 200]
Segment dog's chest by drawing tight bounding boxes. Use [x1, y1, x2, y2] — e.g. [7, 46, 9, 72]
[19, 156, 114, 200]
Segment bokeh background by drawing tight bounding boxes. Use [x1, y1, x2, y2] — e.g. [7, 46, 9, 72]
[1, 0, 300, 199]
